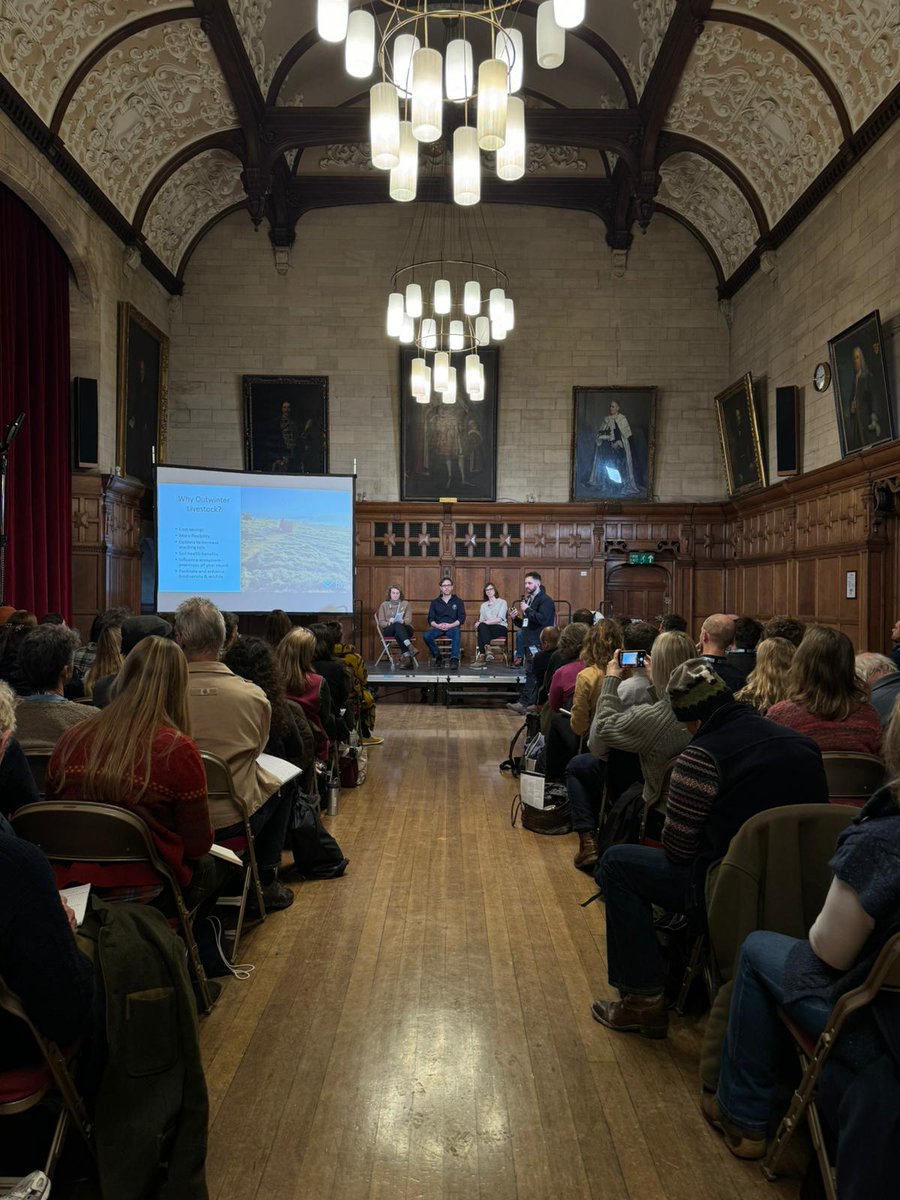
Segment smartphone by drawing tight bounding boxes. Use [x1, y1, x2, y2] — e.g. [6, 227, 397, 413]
[620, 650, 646, 667]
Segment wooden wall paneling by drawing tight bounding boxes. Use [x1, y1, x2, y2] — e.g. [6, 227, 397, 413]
[556, 566, 601, 619]
[103, 476, 144, 615]
[71, 475, 105, 641]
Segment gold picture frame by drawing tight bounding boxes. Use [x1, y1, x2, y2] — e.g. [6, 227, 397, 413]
[116, 302, 169, 486]
[714, 373, 766, 497]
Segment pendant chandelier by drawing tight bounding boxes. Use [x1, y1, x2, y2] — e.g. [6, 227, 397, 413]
[387, 200, 514, 404]
[316, 0, 584, 205]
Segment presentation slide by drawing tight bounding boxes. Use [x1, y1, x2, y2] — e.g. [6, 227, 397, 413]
[156, 465, 354, 613]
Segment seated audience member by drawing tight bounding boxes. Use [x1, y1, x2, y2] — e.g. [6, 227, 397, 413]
[767, 626, 881, 754]
[474, 582, 509, 663]
[224, 635, 315, 773]
[567, 631, 697, 869]
[856, 652, 900, 727]
[222, 611, 240, 655]
[659, 613, 688, 633]
[47, 636, 229, 912]
[72, 606, 129, 679]
[14, 624, 96, 756]
[0, 680, 40, 817]
[82, 620, 123, 701]
[0, 610, 37, 694]
[616, 621, 657, 707]
[176, 597, 294, 912]
[310, 623, 352, 741]
[423, 576, 466, 667]
[725, 616, 763, 686]
[545, 621, 621, 783]
[39, 612, 64, 625]
[276, 626, 335, 761]
[572, 609, 595, 627]
[702, 703, 900, 1166]
[697, 614, 746, 690]
[265, 608, 294, 648]
[548, 621, 594, 714]
[532, 626, 560, 705]
[377, 585, 417, 667]
[328, 620, 379, 743]
[761, 615, 806, 647]
[592, 660, 827, 1039]
[734, 636, 796, 714]
[91, 615, 174, 708]
[890, 617, 900, 670]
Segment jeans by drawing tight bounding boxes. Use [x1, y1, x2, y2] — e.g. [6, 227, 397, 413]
[515, 630, 523, 659]
[217, 786, 293, 884]
[424, 627, 460, 659]
[566, 752, 606, 832]
[598, 844, 694, 994]
[717, 930, 831, 1132]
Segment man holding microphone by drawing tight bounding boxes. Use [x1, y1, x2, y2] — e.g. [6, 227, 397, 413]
[507, 571, 556, 714]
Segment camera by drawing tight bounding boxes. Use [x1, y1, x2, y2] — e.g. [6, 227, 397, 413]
[619, 650, 646, 667]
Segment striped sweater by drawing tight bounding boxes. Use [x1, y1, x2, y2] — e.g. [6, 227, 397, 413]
[766, 700, 882, 755]
[589, 676, 690, 805]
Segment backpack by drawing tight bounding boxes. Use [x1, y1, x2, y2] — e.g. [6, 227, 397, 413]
[499, 712, 542, 777]
[289, 791, 349, 879]
[595, 781, 645, 858]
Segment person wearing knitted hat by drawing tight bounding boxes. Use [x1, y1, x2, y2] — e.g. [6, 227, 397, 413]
[591, 658, 828, 1040]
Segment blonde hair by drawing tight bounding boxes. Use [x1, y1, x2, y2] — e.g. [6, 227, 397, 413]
[50, 636, 191, 805]
[82, 624, 123, 699]
[735, 637, 796, 714]
[0, 679, 16, 736]
[581, 619, 623, 669]
[649, 631, 698, 694]
[785, 625, 868, 721]
[275, 626, 317, 694]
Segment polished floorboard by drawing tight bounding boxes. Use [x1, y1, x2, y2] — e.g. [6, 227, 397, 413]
[202, 705, 803, 1200]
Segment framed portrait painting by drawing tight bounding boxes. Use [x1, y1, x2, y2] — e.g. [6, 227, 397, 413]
[116, 302, 169, 486]
[828, 310, 894, 457]
[400, 348, 499, 501]
[715, 373, 767, 497]
[571, 386, 657, 501]
[243, 375, 328, 474]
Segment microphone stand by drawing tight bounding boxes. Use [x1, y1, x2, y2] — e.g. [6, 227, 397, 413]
[0, 413, 26, 606]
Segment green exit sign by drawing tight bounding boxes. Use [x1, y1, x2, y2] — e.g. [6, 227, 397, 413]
[628, 552, 655, 565]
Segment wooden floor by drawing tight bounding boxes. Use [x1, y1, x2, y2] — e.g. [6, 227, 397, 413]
[202, 705, 803, 1200]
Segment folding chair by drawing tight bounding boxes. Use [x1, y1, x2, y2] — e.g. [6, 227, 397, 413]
[201, 752, 264, 956]
[23, 754, 51, 797]
[435, 635, 453, 668]
[762, 930, 900, 1197]
[821, 751, 885, 808]
[0, 975, 94, 1189]
[11, 802, 215, 1014]
[373, 617, 403, 669]
[486, 630, 510, 666]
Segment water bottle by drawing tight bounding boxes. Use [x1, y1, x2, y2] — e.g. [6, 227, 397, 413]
[327, 777, 340, 816]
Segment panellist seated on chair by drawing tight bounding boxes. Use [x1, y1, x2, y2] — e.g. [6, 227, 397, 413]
[702, 702, 900, 1178]
[423, 576, 466, 667]
[767, 626, 882, 754]
[592, 661, 828, 1040]
[176, 598, 295, 914]
[377, 585, 417, 668]
[474, 582, 508, 663]
[14, 624, 96, 756]
[47, 636, 231, 914]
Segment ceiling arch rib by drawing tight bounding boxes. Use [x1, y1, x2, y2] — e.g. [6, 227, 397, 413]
[656, 151, 757, 280]
[653, 204, 725, 286]
[59, 20, 239, 224]
[658, 133, 769, 237]
[143, 148, 246, 274]
[133, 129, 246, 232]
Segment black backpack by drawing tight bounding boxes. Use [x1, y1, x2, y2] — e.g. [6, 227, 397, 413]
[595, 781, 645, 859]
[289, 791, 349, 879]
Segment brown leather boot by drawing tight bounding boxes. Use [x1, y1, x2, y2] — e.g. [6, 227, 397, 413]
[591, 993, 669, 1039]
[573, 831, 599, 870]
[700, 1092, 767, 1160]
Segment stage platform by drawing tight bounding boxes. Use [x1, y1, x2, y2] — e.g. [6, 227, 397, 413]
[368, 660, 526, 706]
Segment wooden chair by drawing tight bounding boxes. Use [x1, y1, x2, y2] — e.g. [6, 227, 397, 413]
[762, 930, 900, 1198]
[201, 752, 263, 956]
[23, 753, 51, 796]
[11, 802, 215, 1014]
[821, 751, 885, 808]
[0, 975, 94, 1189]
[435, 635, 454, 668]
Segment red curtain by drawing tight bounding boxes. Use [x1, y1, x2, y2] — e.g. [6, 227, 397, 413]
[0, 183, 71, 619]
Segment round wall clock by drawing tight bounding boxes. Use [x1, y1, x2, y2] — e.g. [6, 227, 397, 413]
[813, 362, 831, 392]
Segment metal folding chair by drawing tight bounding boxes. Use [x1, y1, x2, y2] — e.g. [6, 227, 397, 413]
[821, 751, 885, 808]
[23, 754, 51, 796]
[373, 617, 403, 669]
[201, 752, 263, 957]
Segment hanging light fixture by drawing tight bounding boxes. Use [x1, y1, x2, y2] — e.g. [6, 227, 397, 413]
[389, 119, 417, 201]
[345, 8, 375, 77]
[317, 0, 349, 43]
[553, 0, 585, 29]
[369, 82, 400, 170]
[476, 58, 509, 151]
[536, 1, 566, 69]
[393, 32, 419, 97]
[453, 125, 481, 207]
[405, 282, 422, 317]
[445, 39, 474, 102]
[464, 280, 481, 316]
[496, 95, 526, 181]
[411, 47, 443, 143]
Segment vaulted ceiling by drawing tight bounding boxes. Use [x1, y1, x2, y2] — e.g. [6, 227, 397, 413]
[1, 0, 897, 295]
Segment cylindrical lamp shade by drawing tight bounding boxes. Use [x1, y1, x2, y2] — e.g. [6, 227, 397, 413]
[469, 388, 484, 402]
[445, 39, 474, 102]
[389, 120, 417, 201]
[405, 283, 423, 317]
[465, 354, 482, 391]
[449, 320, 465, 351]
[387, 292, 404, 336]
[504, 297, 515, 330]
[421, 318, 437, 350]
[411, 356, 428, 395]
[464, 280, 481, 315]
[434, 278, 451, 314]
[553, 0, 585, 28]
[496, 27, 524, 93]
[536, 1, 565, 68]
[393, 33, 419, 97]
[433, 351, 450, 391]
[411, 47, 443, 143]
[370, 82, 400, 170]
[317, 0, 348, 43]
[477, 59, 508, 151]
[442, 367, 457, 403]
[496, 94, 525, 180]
[475, 315, 490, 346]
[489, 287, 506, 322]
[399, 313, 415, 344]
[453, 124, 480, 206]
[491, 318, 507, 341]
[345, 9, 375, 77]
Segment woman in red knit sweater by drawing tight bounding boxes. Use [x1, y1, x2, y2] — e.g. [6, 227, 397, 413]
[766, 625, 882, 755]
[47, 635, 219, 903]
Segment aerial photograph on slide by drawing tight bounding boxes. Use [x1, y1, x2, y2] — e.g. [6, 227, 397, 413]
[240, 485, 353, 610]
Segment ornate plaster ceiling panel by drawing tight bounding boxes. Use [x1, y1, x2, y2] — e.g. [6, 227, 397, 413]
[715, 0, 899, 129]
[658, 151, 758, 277]
[0, 0, 186, 124]
[143, 148, 246, 271]
[60, 21, 238, 222]
[666, 23, 844, 224]
[228, 0, 282, 96]
[623, 0, 677, 98]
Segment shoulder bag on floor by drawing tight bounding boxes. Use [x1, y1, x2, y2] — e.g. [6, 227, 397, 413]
[289, 790, 349, 879]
